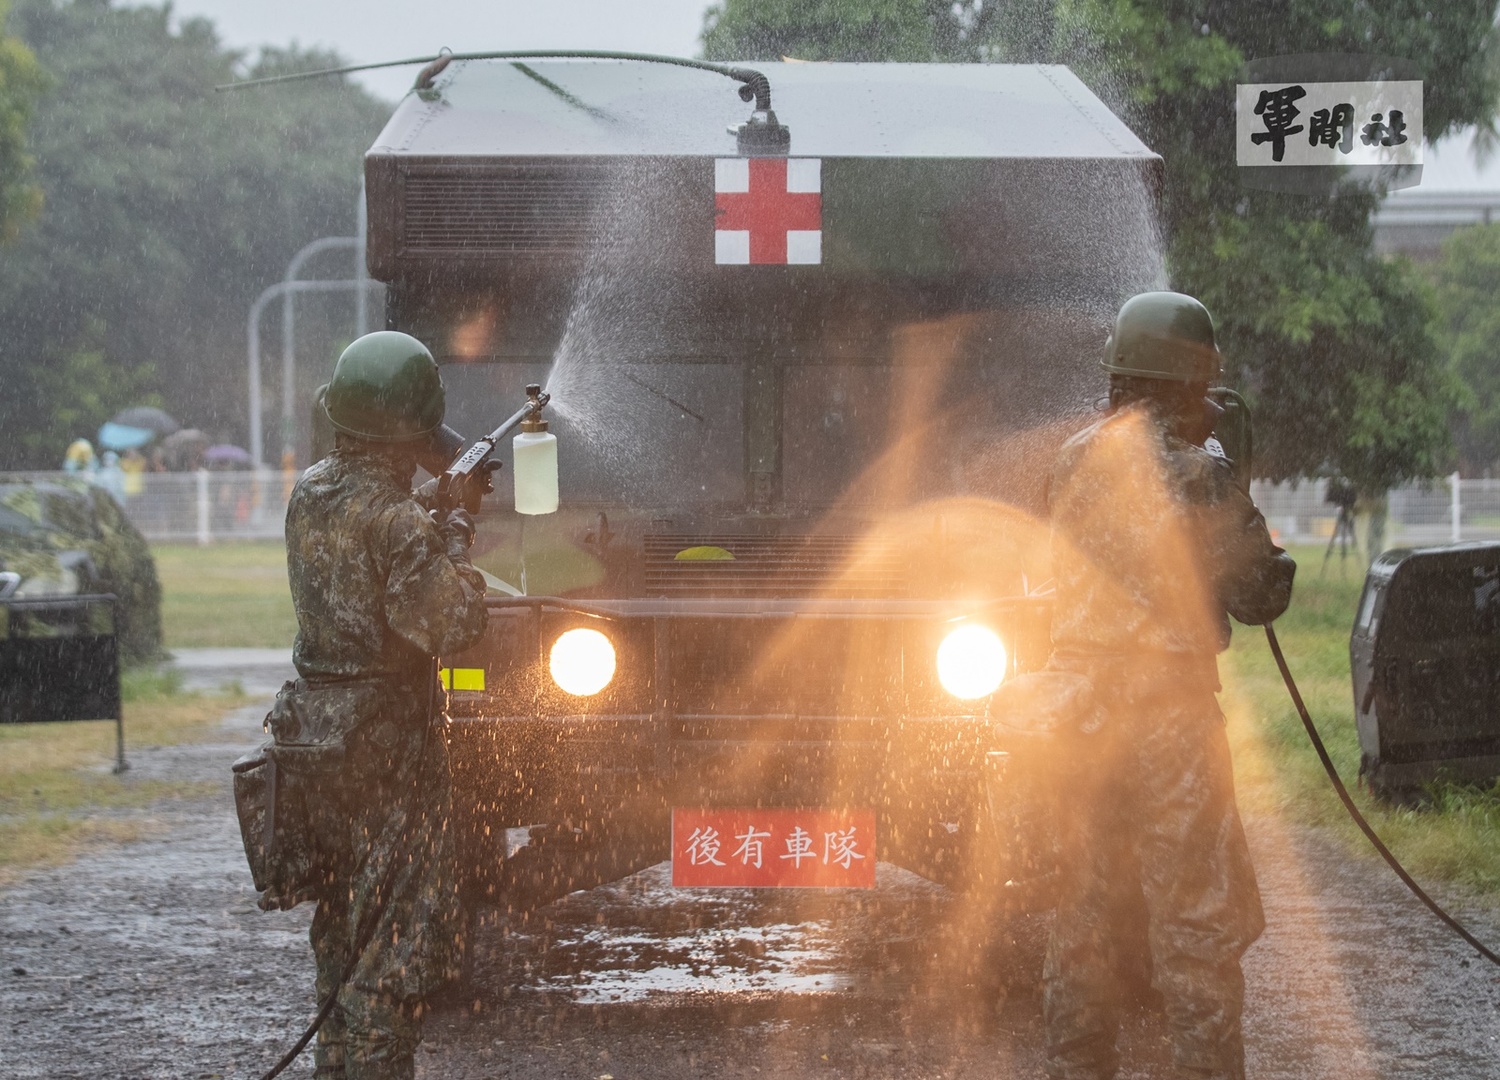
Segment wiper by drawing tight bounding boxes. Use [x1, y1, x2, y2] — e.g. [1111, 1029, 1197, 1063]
[215, 49, 789, 153]
[214, 48, 774, 111]
[625, 372, 705, 424]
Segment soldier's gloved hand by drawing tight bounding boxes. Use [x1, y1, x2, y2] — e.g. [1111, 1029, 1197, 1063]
[435, 508, 476, 554]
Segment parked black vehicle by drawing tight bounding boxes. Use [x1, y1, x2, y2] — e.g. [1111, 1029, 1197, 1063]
[1352, 542, 1500, 802]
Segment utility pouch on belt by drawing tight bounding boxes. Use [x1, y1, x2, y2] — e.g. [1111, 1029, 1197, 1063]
[231, 678, 386, 911]
[232, 748, 314, 910]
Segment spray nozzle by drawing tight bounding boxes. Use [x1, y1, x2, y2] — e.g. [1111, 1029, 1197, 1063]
[732, 110, 791, 155]
[521, 383, 551, 432]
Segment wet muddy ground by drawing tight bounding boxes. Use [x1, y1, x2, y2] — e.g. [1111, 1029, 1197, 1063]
[4, 652, 1500, 1079]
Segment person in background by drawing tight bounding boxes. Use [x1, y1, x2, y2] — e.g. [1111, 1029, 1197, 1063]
[63, 438, 96, 474]
[94, 450, 125, 501]
[120, 448, 146, 498]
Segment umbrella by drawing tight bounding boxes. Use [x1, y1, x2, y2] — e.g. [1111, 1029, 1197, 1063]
[111, 406, 179, 436]
[97, 421, 155, 451]
[159, 428, 211, 471]
[202, 444, 253, 465]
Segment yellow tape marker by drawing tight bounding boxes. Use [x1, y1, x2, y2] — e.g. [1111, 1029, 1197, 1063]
[675, 545, 735, 561]
[444, 667, 486, 692]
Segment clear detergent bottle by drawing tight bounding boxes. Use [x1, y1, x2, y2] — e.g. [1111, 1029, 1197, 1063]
[512, 404, 558, 515]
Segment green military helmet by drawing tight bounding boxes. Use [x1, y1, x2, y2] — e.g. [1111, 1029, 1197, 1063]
[1101, 291, 1221, 384]
[322, 331, 445, 443]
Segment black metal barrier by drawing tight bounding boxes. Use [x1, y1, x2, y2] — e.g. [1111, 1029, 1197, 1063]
[0, 593, 126, 772]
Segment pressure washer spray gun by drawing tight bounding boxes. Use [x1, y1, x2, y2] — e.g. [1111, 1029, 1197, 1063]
[430, 383, 559, 517]
[1204, 387, 1252, 494]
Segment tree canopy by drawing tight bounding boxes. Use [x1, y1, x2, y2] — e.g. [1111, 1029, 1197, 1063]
[0, 0, 43, 242]
[703, 0, 1500, 491]
[0, 0, 391, 468]
[1433, 223, 1500, 474]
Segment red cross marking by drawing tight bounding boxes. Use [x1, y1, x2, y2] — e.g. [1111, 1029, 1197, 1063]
[716, 158, 822, 264]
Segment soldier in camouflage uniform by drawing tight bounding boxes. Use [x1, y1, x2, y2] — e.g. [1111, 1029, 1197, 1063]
[1043, 293, 1295, 1080]
[280, 332, 487, 1080]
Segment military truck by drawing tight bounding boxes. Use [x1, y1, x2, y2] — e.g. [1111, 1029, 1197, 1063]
[360, 58, 1163, 912]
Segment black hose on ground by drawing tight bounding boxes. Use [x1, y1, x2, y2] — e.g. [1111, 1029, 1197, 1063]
[1264, 623, 1500, 968]
[259, 988, 342, 1080]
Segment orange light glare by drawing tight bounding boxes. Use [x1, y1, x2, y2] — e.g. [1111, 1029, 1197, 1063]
[936, 624, 1007, 700]
[549, 628, 616, 696]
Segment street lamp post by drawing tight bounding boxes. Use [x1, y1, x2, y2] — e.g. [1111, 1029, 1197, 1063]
[357, 177, 370, 338]
[280, 236, 359, 469]
[248, 278, 383, 471]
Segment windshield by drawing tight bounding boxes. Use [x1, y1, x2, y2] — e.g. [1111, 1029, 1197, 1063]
[440, 305, 1101, 516]
[442, 360, 745, 508]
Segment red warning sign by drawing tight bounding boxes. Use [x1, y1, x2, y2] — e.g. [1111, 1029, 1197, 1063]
[671, 807, 876, 888]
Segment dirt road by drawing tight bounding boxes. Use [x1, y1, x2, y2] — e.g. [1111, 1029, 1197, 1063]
[3, 652, 1498, 1079]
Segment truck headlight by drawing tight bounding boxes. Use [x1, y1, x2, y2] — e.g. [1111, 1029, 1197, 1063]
[549, 627, 616, 697]
[937, 624, 1007, 700]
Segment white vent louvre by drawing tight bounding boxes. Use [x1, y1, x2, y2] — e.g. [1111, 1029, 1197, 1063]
[402, 164, 611, 254]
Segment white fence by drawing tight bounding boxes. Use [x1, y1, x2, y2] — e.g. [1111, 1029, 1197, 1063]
[13, 469, 296, 543]
[12, 470, 1500, 550]
[1251, 475, 1500, 551]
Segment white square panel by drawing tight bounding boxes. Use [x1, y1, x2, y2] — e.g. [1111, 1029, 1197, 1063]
[786, 158, 822, 193]
[715, 229, 751, 264]
[786, 230, 822, 264]
[714, 158, 750, 193]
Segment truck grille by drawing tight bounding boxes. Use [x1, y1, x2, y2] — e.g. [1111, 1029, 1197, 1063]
[644, 534, 907, 599]
[664, 615, 904, 719]
[402, 164, 610, 254]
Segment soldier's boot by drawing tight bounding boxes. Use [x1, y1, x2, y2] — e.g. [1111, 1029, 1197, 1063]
[312, 1005, 347, 1078]
[1042, 979, 1119, 1080]
[1170, 1036, 1245, 1080]
[1156, 954, 1248, 1080]
[1042, 1031, 1119, 1080]
[1042, 916, 1121, 1080]
[1176, 1067, 1244, 1080]
[344, 1027, 418, 1080]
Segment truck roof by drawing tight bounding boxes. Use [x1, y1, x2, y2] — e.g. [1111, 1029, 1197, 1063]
[369, 59, 1157, 162]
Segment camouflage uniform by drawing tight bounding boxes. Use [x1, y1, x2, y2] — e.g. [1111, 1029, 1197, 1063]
[1043, 405, 1294, 1080]
[282, 441, 487, 1080]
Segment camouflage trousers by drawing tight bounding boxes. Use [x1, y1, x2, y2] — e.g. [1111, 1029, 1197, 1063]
[308, 710, 464, 1080]
[1043, 678, 1263, 1080]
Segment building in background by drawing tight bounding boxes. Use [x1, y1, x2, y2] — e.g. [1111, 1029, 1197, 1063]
[1375, 128, 1500, 259]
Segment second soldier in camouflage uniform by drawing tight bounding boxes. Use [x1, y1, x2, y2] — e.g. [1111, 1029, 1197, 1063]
[278, 332, 487, 1080]
[1043, 293, 1294, 1080]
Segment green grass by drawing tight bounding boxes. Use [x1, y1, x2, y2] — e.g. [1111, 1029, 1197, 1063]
[1223, 545, 1500, 896]
[0, 668, 249, 882]
[152, 541, 296, 649]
